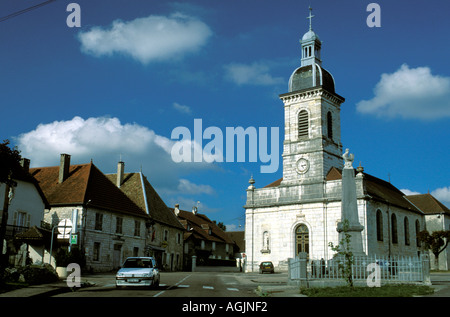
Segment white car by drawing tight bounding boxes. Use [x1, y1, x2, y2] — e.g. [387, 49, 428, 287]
[116, 257, 160, 288]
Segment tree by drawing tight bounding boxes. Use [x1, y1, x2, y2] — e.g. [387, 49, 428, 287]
[0, 140, 22, 280]
[418, 229, 450, 269]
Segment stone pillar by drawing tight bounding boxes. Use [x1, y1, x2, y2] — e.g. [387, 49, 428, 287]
[337, 149, 364, 255]
[298, 252, 308, 288]
[191, 255, 197, 272]
[421, 253, 431, 285]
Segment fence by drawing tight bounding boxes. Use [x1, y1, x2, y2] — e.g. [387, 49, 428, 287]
[288, 253, 431, 287]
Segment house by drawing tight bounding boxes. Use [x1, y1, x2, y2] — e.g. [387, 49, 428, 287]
[225, 230, 245, 270]
[30, 154, 150, 272]
[105, 161, 185, 271]
[0, 158, 49, 237]
[172, 205, 235, 269]
[405, 194, 450, 270]
[0, 158, 50, 266]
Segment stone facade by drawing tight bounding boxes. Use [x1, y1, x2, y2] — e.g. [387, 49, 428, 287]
[45, 205, 148, 272]
[244, 14, 428, 272]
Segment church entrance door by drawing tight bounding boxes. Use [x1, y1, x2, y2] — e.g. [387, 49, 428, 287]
[295, 224, 309, 257]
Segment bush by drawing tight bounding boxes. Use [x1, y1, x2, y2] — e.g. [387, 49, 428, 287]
[17, 264, 59, 285]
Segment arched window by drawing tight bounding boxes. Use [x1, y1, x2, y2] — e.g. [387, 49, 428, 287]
[404, 217, 410, 246]
[415, 220, 421, 247]
[327, 111, 333, 139]
[298, 110, 309, 139]
[295, 224, 309, 256]
[262, 231, 270, 253]
[391, 214, 398, 244]
[376, 210, 383, 241]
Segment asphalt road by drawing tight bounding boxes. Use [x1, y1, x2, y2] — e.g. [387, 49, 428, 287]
[53, 271, 261, 297]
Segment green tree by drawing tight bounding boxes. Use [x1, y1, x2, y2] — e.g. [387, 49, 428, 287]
[0, 140, 23, 281]
[418, 230, 450, 269]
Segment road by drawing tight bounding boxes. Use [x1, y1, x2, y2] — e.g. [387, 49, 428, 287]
[54, 271, 263, 297]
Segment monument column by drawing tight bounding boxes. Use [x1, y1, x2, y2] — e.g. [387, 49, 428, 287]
[337, 148, 364, 255]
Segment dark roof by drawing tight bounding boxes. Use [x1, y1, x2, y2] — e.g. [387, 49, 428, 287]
[30, 163, 147, 218]
[226, 231, 245, 252]
[15, 226, 55, 248]
[174, 209, 234, 245]
[405, 194, 450, 216]
[262, 168, 422, 213]
[288, 65, 336, 94]
[105, 172, 185, 230]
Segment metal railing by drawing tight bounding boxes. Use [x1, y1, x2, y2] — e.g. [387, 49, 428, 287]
[289, 254, 430, 286]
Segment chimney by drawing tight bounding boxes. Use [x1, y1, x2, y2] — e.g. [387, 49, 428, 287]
[174, 204, 180, 216]
[20, 158, 30, 172]
[117, 161, 124, 188]
[59, 154, 71, 183]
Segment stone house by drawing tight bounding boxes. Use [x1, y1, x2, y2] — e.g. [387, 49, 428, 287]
[173, 205, 235, 269]
[30, 154, 150, 272]
[405, 194, 450, 270]
[105, 162, 185, 271]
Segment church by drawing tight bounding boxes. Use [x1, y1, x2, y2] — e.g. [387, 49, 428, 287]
[244, 9, 449, 272]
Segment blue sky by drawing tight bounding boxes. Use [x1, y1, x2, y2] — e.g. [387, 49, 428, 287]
[1, 0, 449, 231]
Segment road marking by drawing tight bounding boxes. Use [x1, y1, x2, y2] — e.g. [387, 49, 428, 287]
[178, 285, 190, 288]
[203, 286, 214, 290]
[154, 274, 192, 297]
[227, 288, 239, 291]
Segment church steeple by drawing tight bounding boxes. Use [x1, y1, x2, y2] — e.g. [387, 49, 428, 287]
[300, 7, 322, 67]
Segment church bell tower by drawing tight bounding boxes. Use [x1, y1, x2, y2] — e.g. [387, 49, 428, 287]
[280, 8, 345, 186]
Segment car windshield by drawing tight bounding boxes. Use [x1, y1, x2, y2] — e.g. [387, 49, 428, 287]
[123, 258, 153, 268]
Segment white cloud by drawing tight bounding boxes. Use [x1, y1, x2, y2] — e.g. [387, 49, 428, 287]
[356, 64, 450, 120]
[14, 116, 217, 196]
[431, 187, 450, 207]
[177, 178, 214, 195]
[224, 62, 284, 86]
[401, 189, 421, 196]
[173, 102, 192, 114]
[77, 12, 212, 64]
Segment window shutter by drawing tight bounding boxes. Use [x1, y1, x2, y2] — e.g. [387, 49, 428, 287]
[298, 110, 309, 138]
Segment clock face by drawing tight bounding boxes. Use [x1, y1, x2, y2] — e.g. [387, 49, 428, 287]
[296, 158, 309, 174]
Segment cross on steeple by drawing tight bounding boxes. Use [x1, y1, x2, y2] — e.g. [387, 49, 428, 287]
[307, 6, 314, 30]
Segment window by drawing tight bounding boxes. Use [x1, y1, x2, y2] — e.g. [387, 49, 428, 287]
[212, 242, 216, 251]
[404, 217, 410, 246]
[177, 233, 181, 245]
[391, 214, 398, 244]
[327, 112, 333, 139]
[376, 210, 383, 241]
[164, 229, 169, 241]
[133, 247, 139, 257]
[116, 217, 123, 234]
[93, 242, 100, 261]
[298, 110, 309, 139]
[95, 213, 103, 231]
[262, 231, 270, 252]
[134, 220, 141, 237]
[415, 220, 421, 247]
